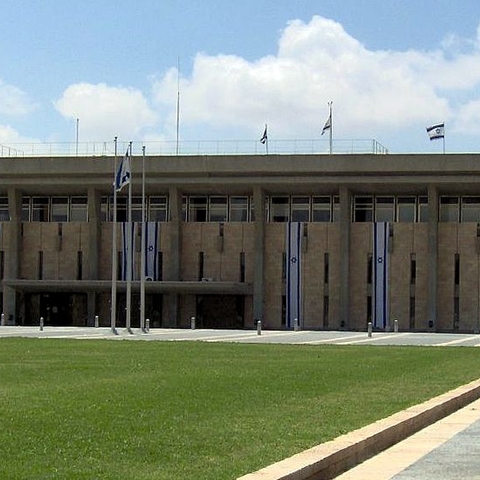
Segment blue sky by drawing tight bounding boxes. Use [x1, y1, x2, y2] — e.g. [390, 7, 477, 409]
[2, 0, 480, 153]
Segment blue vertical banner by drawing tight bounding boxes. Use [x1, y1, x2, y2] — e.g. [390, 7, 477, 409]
[373, 222, 389, 329]
[121, 222, 136, 281]
[286, 222, 303, 329]
[144, 222, 160, 280]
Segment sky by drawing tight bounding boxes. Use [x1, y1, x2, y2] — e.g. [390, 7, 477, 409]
[2, 0, 480, 154]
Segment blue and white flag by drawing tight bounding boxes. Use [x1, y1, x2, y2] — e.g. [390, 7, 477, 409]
[321, 115, 331, 135]
[115, 149, 131, 192]
[260, 125, 268, 144]
[143, 222, 160, 280]
[426, 123, 445, 141]
[373, 222, 389, 329]
[121, 222, 136, 281]
[286, 222, 303, 329]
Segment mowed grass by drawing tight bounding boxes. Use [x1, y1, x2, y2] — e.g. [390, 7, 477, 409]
[1, 340, 480, 479]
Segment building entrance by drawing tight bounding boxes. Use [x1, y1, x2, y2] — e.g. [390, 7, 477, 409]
[24, 293, 88, 326]
[196, 295, 244, 329]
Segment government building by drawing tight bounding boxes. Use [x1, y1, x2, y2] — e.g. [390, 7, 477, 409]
[0, 144, 479, 333]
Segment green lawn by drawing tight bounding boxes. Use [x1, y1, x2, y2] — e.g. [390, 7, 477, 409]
[1, 339, 480, 479]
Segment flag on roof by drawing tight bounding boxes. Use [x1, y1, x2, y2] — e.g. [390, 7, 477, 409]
[426, 123, 445, 141]
[260, 125, 268, 144]
[321, 115, 331, 135]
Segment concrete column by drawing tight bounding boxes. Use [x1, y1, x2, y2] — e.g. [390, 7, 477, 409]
[3, 188, 22, 324]
[87, 187, 101, 280]
[167, 186, 182, 326]
[339, 186, 351, 329]
[427, 185, 439, 331]
[253, 187, 265, 324]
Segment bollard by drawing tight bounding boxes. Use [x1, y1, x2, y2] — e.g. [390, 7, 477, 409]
[191, 316, 196, 330]
[0, 313, 4, 326]
[257, 319, 262, 335]
[95, 315, 99, 328]
[146, 318, 150, 333]
[394, 319, 398, 333]
[40, 316, 44, 331]
[293, 317, 299, 332]
[367, 321, 372, 338]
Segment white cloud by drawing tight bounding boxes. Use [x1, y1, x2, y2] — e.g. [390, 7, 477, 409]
[152, 15, 480, 139]
[54, 83, 158, 141]
[0, 80, 36, 116]
[0, 124, 40, 153]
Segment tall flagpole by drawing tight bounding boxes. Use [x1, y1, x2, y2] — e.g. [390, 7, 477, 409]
[126, 142, 133, 333]
[75, 118, 79, 157]
[140, 145, 146, 332]
[110, 137, 118, 334]
[176, 56, 180, 156]
[328, 101, 333, 155]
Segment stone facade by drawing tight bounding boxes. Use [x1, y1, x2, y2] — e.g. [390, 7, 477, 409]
[0, 153, 480, 332]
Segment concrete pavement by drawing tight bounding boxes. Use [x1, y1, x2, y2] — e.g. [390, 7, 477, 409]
[336, 397, 480, 479]
[1, 325, 480, 347]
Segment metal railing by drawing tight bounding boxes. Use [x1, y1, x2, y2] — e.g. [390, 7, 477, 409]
[0, 138, 389, 158]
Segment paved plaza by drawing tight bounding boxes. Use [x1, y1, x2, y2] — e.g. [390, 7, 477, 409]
[1, 325, 480, 347]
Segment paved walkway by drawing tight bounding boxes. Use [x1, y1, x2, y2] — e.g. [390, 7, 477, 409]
[1, 326, 480, 347]
[336, 398, 480, 479]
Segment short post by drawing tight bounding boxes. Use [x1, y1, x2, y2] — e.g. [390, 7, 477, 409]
[146, 318, 150, 333]
[0, 313, 4, 326]
[367, 321, 372, 338]
[256, 319, 262, 335]
[191, 316, 196, 330]
[394, 319, 398, 333]
[293, 317, 299, 331]
[40, 316, 44, 331]
[94, 315, 99, 328]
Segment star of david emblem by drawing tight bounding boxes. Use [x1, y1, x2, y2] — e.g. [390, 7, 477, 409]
[148, 245, 154, 252]
[378, 257, 383, 263]
[290, 256, 297, 264]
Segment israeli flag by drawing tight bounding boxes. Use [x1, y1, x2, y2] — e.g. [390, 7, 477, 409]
[115, 150, 131, 192]
[373, 222, 389, 329]
[144, 222, 160, 280]
[286, 222, 303, 329]
[121, 222, 136, 281]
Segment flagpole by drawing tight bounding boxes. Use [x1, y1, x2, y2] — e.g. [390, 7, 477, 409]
[328, 101, 333, 155]
[140, 145, 146, 332]
[110, 137, 118, 334]
[126, 142, 133, 333]
[75, 118, 79, 157]
[176, 56, 180, 156]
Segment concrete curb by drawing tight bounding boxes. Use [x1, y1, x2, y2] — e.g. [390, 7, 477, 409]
[237, 378, 480, 480]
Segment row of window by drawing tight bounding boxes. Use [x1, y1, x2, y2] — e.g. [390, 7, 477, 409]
[6, 195, 480, 223]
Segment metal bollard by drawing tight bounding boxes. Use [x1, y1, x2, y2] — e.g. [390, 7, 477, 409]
[146, 318, 150, 333]
[293, 317, 299, 331]
[367, 321, 372, 338]
[191, 316, 196, 330]
[95, 315, 99, 328]
[257, 319, 262, 335]
[394, 319, 398, 333]
[40, 316, 44, 331]
[0, 313, 4, 326]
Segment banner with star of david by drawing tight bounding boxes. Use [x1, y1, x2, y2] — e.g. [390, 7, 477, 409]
[143, 222, 160, 281]
[121, 222, 136, 281]
[373, 222, 389, 329]
[286, 222, 303, 329]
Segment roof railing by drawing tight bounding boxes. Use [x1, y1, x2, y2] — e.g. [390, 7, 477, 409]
[0, 138, 389, 157]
